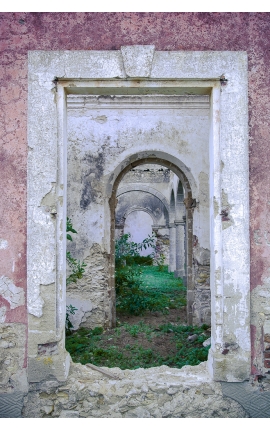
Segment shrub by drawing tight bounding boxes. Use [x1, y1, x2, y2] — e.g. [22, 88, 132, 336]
[115, 233, 155, 267]
[65, 217, 86, 331]
[66, 217, 86, 285]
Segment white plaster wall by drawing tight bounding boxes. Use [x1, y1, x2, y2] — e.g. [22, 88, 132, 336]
[27, 48, 250, 383]
[67, 96, 210, 260]
[124, 211, 155, 256]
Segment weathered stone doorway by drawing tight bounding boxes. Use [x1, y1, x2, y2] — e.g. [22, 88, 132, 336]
[28, 47, 250, 383]
[66, 88, 210, 329]
[110, 156, 195, 328]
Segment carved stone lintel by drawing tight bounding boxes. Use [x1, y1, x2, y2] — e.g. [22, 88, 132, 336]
[121, 45, 155, 78]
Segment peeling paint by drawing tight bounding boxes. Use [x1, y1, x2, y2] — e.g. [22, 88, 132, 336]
[27, 293, 44, 318]
[0, 276, 25, 309]
[221, 189, 234, 229]
[214, 197, 219, 217]
[0, 306, 7, 323]
[40, 183, 57, 209]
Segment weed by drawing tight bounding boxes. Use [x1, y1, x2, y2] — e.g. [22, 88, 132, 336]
[66, 304, 78, 334]
[66, 321, 210, 370]
[65, 217, 86, 331]
[66, 252, 87, 285]
[66, 217, 87, 286]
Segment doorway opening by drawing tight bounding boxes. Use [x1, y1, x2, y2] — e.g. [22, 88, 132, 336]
[27, 48, 250, 383]
[114, 162, 187, 324]
[64, 83, 212, 369]
[66, 154, 211, 369]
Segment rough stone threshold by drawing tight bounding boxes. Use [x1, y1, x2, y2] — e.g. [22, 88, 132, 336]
[22, 362, 251, 418]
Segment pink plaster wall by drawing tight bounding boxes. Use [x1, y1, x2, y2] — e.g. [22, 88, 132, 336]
[0, 12, 269, 374]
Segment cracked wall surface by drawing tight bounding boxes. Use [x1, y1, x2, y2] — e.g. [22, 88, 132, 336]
[67, 93, 210, 329]
[22, 362, 248, 418]
[66, 243, 110, 329]
[0, 13, 269, 413]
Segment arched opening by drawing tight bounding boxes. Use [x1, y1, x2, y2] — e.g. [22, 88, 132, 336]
[64, 90, 212, 369]
[77, 155, 211, 370]
[124, 211, 155, 256]
[109, 155, 195, 329]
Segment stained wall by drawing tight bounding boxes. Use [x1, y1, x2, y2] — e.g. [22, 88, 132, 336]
[0, 13, 270, 384]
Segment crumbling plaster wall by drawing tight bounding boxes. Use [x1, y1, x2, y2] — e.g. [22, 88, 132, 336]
[22, 362, 249, 418]
[66, 93, 210, 329]
[67, 94, 210, 257]
[0, 14, 269, 414]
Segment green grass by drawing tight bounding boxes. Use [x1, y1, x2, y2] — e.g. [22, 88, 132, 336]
[66, 322, 210, 369]
[66, 265, 210, 369]
[116, 265, 186, 315]
[140, 266, 186, 309]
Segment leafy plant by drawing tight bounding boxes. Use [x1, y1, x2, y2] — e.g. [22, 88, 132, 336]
[65, 217, 86, 332]
[66, 304, 78, 334]
[66, 217, 86, 285]
[115, 233, 156, 267]
[115, 233, 161, 315]
[66, 217, 77, 242]
[66, 251, 87, 285]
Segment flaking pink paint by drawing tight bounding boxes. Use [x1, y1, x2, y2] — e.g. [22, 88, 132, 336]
[1, 12, 270, 374]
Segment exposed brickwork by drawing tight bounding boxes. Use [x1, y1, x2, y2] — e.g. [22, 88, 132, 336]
[1, 12, 270, 374]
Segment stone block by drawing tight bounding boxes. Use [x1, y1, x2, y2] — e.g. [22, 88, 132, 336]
[121, 45, 155, 77]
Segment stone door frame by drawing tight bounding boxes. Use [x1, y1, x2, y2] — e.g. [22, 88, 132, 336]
[28, 47, 249, 382]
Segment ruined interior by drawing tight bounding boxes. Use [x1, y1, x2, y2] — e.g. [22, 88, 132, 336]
[66, 92, 211, 331]
[1, 46, 258, 418]
[2, 10, 270, 418]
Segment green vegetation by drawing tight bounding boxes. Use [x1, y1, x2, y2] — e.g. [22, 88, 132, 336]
[66, 322, 210, 369]
[116, 265, 186, 315]
[115, 233, 185, 315]
[66, 217, 86, 286]
[139, 266, 186, 308]
[65, 233, 210, 369]
[66, 217, 85, 332]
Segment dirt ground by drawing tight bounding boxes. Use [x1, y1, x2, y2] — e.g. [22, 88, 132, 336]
[100, 308, 189, 359]
[117, 307, 187, 328]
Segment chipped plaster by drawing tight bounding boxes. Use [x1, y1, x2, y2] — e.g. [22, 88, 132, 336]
[27, 47, 249, 383]
[0, 276, 25, 311]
